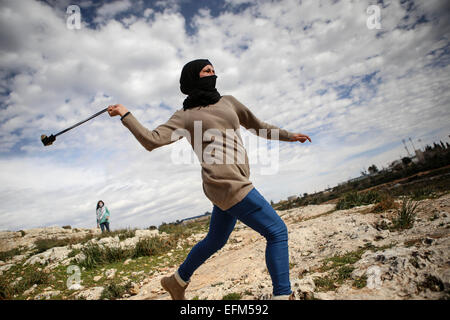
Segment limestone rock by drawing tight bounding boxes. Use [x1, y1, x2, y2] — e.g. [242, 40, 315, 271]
[34, 290, 61, 300]
[0, 263, 14, 275]
[105, 268, 116, 279]
[135, 229, 159, 239]
[75, 287, 104, 300]
[23, 284, 37, 296]
[93, 275, 102, 282]
[68, 283, 84, 291]
[24, 246, 71, 266]
[292, 277, 316, 299]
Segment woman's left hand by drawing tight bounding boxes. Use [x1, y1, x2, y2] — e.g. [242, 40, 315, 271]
[290, 133, 311, 143]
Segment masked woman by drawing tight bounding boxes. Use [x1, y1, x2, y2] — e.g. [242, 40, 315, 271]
[107, 59, 311, 300]
[96, 200, 110, 233]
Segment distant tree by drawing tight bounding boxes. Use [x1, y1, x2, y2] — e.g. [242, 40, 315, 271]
[270, 200, 274, 206]
[158, 222, 167, 231]
[303, 193, 308, 197]
[368, 164, 379, 174]
[401, 157, 412, 166]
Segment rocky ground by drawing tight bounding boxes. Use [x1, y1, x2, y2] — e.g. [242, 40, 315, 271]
[1, 192, 449, 300]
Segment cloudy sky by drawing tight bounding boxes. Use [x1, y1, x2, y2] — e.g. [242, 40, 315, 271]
[0, 0, 449, 231]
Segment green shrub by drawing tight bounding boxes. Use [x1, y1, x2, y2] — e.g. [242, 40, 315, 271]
[33, 235, 94, 254]
[100, 281, 132, 300]
[78, 244, 104, 269]
[94, 228, 136, 241]
[371, 192, 398, 213]
[77, 233, 179, 269]
[314, 276, 336, 292]
[133, 236, 174, 258]
[22, 268, 50, 287]
[336, 265, 354, 282]
[3, 266, 51, 297]
[0, 248, 22, 262]
[78, 243, 131, 270]
[67, 249, 80, 258]
[34, 237, 72, 254]
[314, 266, 355, 292]
[336, 190, 382, 210]
[315, 244, 392, 292]
[158, 223, 187, 239]
[391, 197, 421, 230]
[158, 218, 210, 239]
[353, 275, 367, 289]
[0, 277, 13, 300]
[103, 246, 131, 264]
[409, 186, 437, 200]
[321, 249, 365, 271]
[117, 229, 136, 241]
[222, 292, 242, 300]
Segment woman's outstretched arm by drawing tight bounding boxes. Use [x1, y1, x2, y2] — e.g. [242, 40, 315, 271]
[226, 95, 311, 143]
[108, 104, 185, 152]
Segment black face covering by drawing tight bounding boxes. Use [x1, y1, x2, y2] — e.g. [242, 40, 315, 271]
[180, 59, 221, 110]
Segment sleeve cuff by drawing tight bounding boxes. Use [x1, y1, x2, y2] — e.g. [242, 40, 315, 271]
[120, 111, 131, 121]
[286, 131, 295, 141]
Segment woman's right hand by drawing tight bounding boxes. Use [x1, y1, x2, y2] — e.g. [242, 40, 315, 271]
[107, 104, 129, 117]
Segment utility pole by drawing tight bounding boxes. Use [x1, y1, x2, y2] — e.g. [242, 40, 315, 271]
[402, 139, 412, 156]
[418, 138, 424, 150]
[408, 137, 417, 151]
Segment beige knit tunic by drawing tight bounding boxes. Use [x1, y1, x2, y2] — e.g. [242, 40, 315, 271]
[121, 95, 295, 211]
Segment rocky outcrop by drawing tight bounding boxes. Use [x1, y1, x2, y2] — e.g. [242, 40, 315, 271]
[0, 227, 101, 252]
[24, 246, 72, 267]
[75, 286, 104, 300]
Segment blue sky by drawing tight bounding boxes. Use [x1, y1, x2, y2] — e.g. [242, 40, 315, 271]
[0, 0, 449, 231]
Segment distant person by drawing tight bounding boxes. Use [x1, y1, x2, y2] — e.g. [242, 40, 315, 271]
[107, 59, 311, 300]
[96, 200, 110, 233]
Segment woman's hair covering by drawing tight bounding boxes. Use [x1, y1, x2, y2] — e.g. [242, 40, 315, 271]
[180, 59, 221, 110]
[96, 200, 104, 210]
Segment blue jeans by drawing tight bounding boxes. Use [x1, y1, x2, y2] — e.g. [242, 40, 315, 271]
[100, 221, 110, 232]
[178, 187, 291, 296]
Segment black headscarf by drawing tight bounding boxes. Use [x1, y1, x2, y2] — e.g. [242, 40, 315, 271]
[96, 200, 104, 210]
[180, 59, 221, 110]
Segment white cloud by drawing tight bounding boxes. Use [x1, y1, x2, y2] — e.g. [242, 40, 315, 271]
[94, 0, 133, 23]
